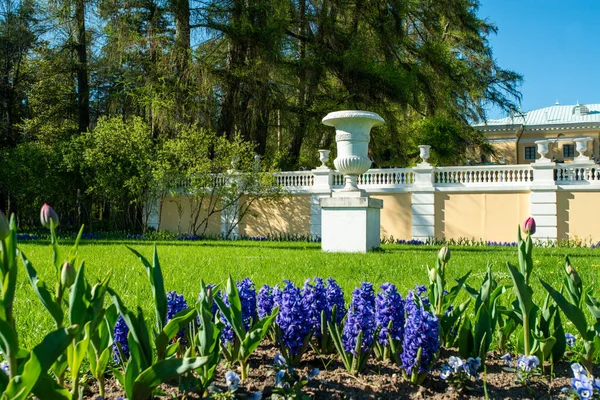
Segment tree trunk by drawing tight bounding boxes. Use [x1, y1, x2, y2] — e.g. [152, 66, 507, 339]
[75, 0, 89, 133]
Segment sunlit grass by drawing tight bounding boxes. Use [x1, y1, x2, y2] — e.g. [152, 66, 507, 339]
[14, 239, 600, 348]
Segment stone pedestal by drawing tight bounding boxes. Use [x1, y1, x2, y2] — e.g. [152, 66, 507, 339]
[320, 196, 383, 252]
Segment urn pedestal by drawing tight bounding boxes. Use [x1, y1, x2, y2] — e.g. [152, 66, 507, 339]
[319, 110, 384, 253]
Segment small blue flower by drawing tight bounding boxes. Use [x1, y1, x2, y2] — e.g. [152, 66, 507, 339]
[225, 370, 240, 390]
[501, 353, 512, 366]
[465, 357, 481, 377]
[275, 370, 285, 386]
[440, 365, 453, 380]
[566, 333, 576, 347]
[517, 355, 539, 372]
[308, 368, 320, 380]
[249, 391, 262, 400]
[0, 361, 8, 375]
[274, 354, 287, 368]
[448, 356, 463, 371]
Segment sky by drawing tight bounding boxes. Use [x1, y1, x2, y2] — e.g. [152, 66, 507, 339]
[478, 0, 600, 119]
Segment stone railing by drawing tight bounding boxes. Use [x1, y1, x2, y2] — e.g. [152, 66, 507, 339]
[332, 168, 414, 188]
[555, 164, 600, 183]
[435, 165, 534, 185]
[274, 171, 315, 188]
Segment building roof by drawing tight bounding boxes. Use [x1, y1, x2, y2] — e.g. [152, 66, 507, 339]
[474, 103, 600, 132]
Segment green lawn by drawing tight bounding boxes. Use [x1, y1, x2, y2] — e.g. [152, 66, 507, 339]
[14, 239, 600, 348]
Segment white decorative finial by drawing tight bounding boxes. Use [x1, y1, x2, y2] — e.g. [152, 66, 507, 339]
[555, 99, 559, 105]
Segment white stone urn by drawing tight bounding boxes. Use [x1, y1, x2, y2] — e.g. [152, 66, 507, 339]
[418, 145, 431, 166]
[534, 140, 551, 163]
[574, 137, 592, 162]
[317, 149, 330, 169]
[322, 110, 385, 191]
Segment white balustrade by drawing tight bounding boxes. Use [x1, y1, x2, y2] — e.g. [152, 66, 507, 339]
[274, 171, 315, 187]
[332, 168, 414, 188]
[555, 164, 600, 183]
[435, 165, 533, 184]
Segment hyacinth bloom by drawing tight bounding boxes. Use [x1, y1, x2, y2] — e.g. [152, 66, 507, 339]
[275, 280, 311, 363]
[220, 278, 258, 343]
[401, 289, 440, 383]
[258, 284, 275, 318]
[302, 278, 327, 336]
[167, 291, 189, 343]
[325, 278, 346, 323]
[342, 282, 376, 354]
[113, 316, 130, 363]
[375, 283, 404, 346]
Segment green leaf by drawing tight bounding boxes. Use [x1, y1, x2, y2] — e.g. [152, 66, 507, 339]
[585, 294, 600, 323]
[68, 262, 88, 328]
[551, 311, 566, 363]
[155, 307, 197, 360]
[540, 279, 588, 338]
[3, 326, 76, 400]
[0, 318, 18, 362]
[241, 310, 278, 360]
[507, 262, 534, 317]
[107, 289, 152, 369]
[127, 246, 167, 331]
[458, 317, 474, 359]
[31, 371, 72, 400]
[132, 356, 212, 400]
[3, 217, 17, 315]
[474, 305, 492, 360]
[21, 252, 63, 327]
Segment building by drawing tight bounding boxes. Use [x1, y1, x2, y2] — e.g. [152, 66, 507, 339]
[473, 102, 600, 164]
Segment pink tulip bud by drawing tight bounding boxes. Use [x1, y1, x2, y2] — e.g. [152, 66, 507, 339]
[40, 204, 59, 228]
[0, 210, 9, 240]
[522, 217, 536, 235]
[60, 262, 75, 288]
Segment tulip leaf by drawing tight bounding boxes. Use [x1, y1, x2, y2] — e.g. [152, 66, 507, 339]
[4, 326, 75, 400]
[507, 262, 534, 316]
[68, 262, 88, 328]
[551, 310, 566, 363]
[155, 307, 197, 360]
[585, 294, 600, 323]
[0, 317, 18, 362]
[241, 309, 277, 359]
[21, 252, 63, 327]
[127, 246, 167, 332]
[3, 218, 17, 313]
[132, 356, 212, 400]
[31, 371, 72, 400]
[540, 278, 588, 338]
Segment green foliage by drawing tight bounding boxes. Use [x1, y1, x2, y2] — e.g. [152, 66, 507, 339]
[460, 266, 506, 360]
[426, 249, 471, 346]
[540, 257, 600, 371]
[214, 276, 278, 380]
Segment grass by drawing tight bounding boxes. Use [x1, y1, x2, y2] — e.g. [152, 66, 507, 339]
[13, 239, 600, 348]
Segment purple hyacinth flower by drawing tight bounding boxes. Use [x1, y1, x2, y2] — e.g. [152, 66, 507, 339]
[220, 278, 258, 344]
[275, 281, 311, 357]
[302, 278, 328, 336]
[113, 315, 130, 363]
[375, 283, 404, 346]
[258, 284, 275, 318]
[325, 278, 346, 323]
[401, 290, 440, 375]
[342, 282, 376, 355]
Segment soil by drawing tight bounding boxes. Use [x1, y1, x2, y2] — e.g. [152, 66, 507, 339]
[83, 345, 591, 399]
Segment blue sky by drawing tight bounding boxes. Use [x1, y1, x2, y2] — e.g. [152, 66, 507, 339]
[478, 1, 600, 119]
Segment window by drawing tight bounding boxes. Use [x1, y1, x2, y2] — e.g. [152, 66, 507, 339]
[524, 146, 536, 160]
[563, 144, 575, 158]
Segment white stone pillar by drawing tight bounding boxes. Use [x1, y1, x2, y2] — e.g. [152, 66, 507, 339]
[310, 167, 333, 240]
[220, 197, 239, 239]
[411, 165, 435, 241]
[146, 195, 160, 231]
[530, 162, 557, 242]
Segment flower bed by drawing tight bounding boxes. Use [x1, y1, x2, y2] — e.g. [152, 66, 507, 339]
[0, 206, 599, 399]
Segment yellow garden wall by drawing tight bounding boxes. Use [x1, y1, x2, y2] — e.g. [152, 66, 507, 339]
[557, 191, 600, 241]
[239, 195, 312, 237]
[434, 192, 530, 242]
[159, 196, 221, 236]
[372, 193, 412, 240]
